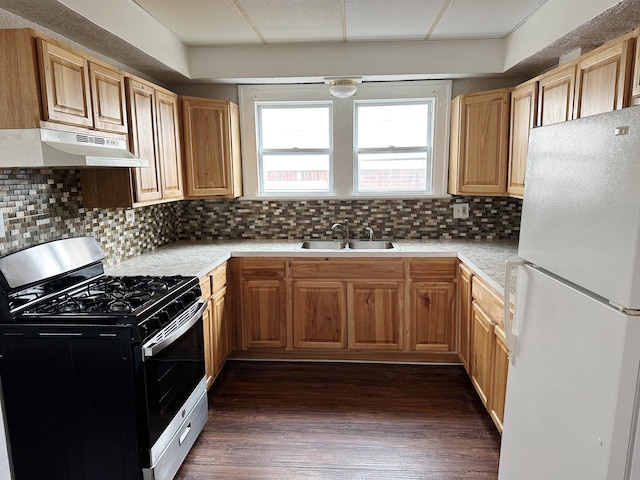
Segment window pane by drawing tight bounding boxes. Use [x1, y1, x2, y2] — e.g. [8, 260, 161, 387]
[357, 103, 430, 148]
[260, 106, 330, 149]
[262, 154, 330, 192]
[357, 152, 430, 192]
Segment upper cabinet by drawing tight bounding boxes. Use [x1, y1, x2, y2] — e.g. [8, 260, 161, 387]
[537, 64, 575, 126]
[632, 28, 640, 105]
[448, 88, 511, 196]
[573, 36, 634, 119]
[80, 79, 183, 208]
[181, 96, 243, 198]
[89, 62, 128, 134]
[507, 79, 538, 198]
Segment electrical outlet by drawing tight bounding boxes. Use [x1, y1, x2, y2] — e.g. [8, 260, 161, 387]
[125, 209, 135, 223]
[0, 211, 5, 238]
[453, 203, 469, 219]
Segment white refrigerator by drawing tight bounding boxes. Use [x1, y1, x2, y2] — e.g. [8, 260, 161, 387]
[498, 106, 640, 480]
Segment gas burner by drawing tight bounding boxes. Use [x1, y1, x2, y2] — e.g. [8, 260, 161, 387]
[108, 300, 132, 313]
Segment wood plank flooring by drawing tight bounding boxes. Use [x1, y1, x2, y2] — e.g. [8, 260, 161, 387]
[176, 361, 501, 480]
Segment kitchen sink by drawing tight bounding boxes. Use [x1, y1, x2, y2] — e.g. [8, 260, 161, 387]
[347, 240, 397, 250]
[297, 240, 398, 250]
[298, 240, 346, 250]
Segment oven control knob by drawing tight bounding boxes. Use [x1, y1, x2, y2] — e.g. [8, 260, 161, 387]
[157, 311, 171, 326]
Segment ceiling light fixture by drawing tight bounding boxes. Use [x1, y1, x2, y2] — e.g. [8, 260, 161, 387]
[324, 77, 362, 98]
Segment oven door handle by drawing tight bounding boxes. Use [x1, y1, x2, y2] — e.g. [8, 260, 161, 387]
[142, 300, 208, 360]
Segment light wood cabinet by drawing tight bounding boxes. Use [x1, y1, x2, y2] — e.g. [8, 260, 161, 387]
[37, 38, 93, 129]
[573, 37, 634, 119]
[89, 62, 128, 133]
[181, 96, 243, 198]
[408, 259, 457, 352]
[508, 79, 538, 198]
[292, 281, 347, 349]
[449, 88, 511, 196]
[538, 64, 576, 126]
[457, 263, 473, 373]
[470, 302, 494, 406]
[239, 259, 287, 349]
[632, 29, 640, 105]
[468, 274, 511, 433]
[80, 80, 183, 208]
[200, 262, 231, 389]
[0, 29, 129, 136]
[348, 281, 404, 350]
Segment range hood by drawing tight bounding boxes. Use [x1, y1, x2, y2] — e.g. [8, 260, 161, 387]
[0, 128, 148, 168]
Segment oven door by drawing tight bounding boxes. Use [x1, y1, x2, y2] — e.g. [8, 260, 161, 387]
[140, 300, 207, 462]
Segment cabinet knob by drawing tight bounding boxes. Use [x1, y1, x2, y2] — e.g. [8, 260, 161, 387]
[421, 295, 431, 307]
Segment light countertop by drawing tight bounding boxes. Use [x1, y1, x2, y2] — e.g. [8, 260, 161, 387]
[106, 239, 519, 297]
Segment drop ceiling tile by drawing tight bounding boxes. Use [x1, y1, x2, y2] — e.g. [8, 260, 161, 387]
[134, 0, 261, 45]
[345, 0, 446, 41]
[430, 0, 549, 39]
[238, 0, 345, 44]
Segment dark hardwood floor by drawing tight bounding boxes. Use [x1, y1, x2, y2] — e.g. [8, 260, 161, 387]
[176, 361, 501, 480]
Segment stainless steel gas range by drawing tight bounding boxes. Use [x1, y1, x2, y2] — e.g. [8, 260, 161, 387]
[0, 237, 208, 480]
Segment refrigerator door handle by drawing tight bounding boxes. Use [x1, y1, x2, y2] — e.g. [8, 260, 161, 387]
[504, 259, 525, 365]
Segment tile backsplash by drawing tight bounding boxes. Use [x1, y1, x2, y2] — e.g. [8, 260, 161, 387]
[177, 197, 522, 241]
[0, 169, 521, 267]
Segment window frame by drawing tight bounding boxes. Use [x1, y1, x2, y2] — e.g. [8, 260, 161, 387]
[238, 80, 452, 199]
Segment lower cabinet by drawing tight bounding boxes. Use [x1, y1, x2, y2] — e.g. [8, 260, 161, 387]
[347, 281, 404, 350]
[457, 263, 473, 373]
[292, 281, 346, 349]
[467, 271, 511, 433]
[238, 259, 287, 349]
[200, 262, 231, 390]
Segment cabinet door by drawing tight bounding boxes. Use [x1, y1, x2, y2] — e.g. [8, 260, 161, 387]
[489, 328, 509, 433]
[449, 89, 510, 195]
[89, 62, 127, 133]
[632, 30, 640, 106]
[538, 64, 576, 126]
[212, 286, 230, 376]
[409, 281, 455, 352]
[242, 279, 286, 348]
[470, 302, 494, 407]
[347, 281, 404, 350]
[508, 80, 537, 198]
[182, 97, 240, 197]
[202, 299, 215, 390]
[457, 264, 473, 373]
[126, 78, 162, 203]
[574, 38, 633, 119]
[156, 90, 183, 200]
[292, 281, 346, 349]
[37, 39, 93, 128]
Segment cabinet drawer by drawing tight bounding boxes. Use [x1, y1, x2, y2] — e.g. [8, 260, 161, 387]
[241, 259, 286, 278]
[212, 263, 227, 292]
[290, 258, 404, 279]
[471, 276, 504, 328]
[409, 258, 457, 280]
[199, 275, 212, 299]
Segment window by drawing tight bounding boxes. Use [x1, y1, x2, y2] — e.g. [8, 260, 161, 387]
[355, 101, 433, 193]
[257, 103, 332, 193]
[239, 81, 451, 198]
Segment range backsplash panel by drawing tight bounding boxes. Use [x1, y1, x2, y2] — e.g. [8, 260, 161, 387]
[1, 169, 521, 266]
[177, 197, 522, 241]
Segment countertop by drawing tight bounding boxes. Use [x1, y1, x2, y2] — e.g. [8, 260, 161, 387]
[106, 239, 519, 297]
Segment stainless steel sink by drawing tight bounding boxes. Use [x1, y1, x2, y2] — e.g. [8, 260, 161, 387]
[297, 240, 397, 250]
[348, 240, 397, 250]
[298, 240, 346, 250]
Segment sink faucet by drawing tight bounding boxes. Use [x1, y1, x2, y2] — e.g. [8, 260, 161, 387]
[365, 226, 374, 241]
[331, 219, 350, 240]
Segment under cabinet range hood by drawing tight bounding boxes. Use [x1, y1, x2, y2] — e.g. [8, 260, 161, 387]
[0, 128, 148, 168]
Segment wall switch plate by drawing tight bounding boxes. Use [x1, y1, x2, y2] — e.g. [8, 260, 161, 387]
[0, 211, 5, 238]
[453, 203, 469, 219]
[125, 209, 135, 223]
